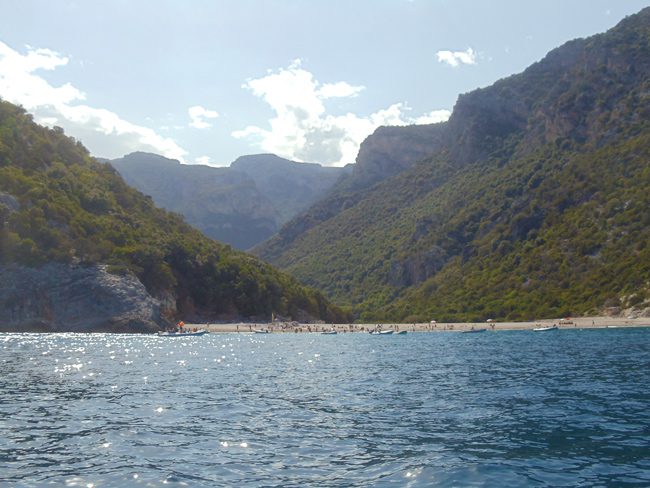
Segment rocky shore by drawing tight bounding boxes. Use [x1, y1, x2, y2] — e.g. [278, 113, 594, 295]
[0, 264, 165, 333]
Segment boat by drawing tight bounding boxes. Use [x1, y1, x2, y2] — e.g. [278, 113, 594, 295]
[157, 329, 207, 337]
[396, 330, 407, 335]
[321, 330, 338, 335]
[370, 329, 394, 335]
[253, 329, 269, 334]
[462, 328, 487, 333]
[532, 325, 559, 332]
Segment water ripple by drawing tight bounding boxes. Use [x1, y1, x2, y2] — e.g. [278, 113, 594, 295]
[0, 329, 649, 486]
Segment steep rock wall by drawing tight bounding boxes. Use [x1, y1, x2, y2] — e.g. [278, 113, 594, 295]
[0, 264, 165, 333]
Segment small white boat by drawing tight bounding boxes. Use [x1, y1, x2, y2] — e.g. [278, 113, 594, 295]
[253, 329, 269, 334]
[321, 330, 338, 335]
[533, 325, 558, 332]
[396, 330, 407, 335]
[157, 329, 207, 337]
[462, 328, 486, 334]
[370, 329, 394, 335]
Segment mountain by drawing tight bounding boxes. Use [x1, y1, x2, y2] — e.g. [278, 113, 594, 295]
[230, 154, 349, 223]
[254, 123, 447, 262]
[349, 124, 447, 188]
[111, 152, 348, 250]
[0, 100, 349, 331]
[253, 7, 650, 322]
[111, 152, 278, 250]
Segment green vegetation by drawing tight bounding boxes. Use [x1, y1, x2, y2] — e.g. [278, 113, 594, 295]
[0, 100, 349, 323]
[254, 8, 650, 322]
[380, 135, 650, 322]
[262, 133, 650, 323]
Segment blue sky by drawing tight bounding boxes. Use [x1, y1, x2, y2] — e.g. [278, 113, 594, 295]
[0, 0, 647, 166]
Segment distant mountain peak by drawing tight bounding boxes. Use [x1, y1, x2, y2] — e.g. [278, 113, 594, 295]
[111, 151, 347, 249]
[231, 153, 322, 169]
[122, 151, 180, 163]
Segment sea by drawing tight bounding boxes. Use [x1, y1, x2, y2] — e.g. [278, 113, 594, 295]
[1, 328, 649, 487]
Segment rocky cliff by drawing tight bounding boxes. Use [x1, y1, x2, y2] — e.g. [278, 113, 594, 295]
[0, 264, 165, 333]
[350, 124, 447, 188]
[253, 118, 447, 259]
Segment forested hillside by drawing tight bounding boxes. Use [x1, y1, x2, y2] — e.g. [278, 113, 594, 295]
[0, 100, 349, 326]
[254, 7, 650, 322]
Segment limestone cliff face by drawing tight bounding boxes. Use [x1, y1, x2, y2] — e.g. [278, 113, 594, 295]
[0, 192, 20, 213]
[445, 10, 650, 165]
[351, 124, 447, 188]
[0, 264, 166, 333]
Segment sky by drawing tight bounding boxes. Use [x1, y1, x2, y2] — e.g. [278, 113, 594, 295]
[0, 0, 647, 167]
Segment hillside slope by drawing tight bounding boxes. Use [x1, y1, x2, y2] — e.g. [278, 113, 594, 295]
[0, 101, 349, 331]
[254, 7, 650, 321]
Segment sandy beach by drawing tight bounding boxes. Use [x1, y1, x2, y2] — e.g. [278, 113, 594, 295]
[184, 316, 650, 333]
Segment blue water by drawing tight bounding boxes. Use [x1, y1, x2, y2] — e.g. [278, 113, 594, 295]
[1, 329, 649, 487]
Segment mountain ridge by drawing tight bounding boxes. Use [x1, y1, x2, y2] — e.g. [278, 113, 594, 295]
[253, 7, 650, 321]
[111, 152, 348, 250]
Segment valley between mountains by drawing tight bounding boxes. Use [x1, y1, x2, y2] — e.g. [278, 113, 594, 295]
[1, 8, 650, 331]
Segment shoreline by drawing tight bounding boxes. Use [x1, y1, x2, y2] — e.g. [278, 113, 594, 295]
[186, 316, 650, 334]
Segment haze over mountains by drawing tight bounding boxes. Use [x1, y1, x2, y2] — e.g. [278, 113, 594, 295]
[111, 152, 348, 250]
[254, 7, 650, 322]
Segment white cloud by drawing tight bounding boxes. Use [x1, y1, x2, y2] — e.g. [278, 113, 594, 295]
[194, 155, 212, 165]
[318, 81, 365, 99]
[232, 60, 450, 166]
[412, 109, 452, 125]
[0, 41, 187, 161]
[188, 105, 219, 129]
[436, 47, 477, 67]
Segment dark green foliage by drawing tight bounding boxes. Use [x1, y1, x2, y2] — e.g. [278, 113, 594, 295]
[380, 135, 650, 321]
[0, 100, 349, 323]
